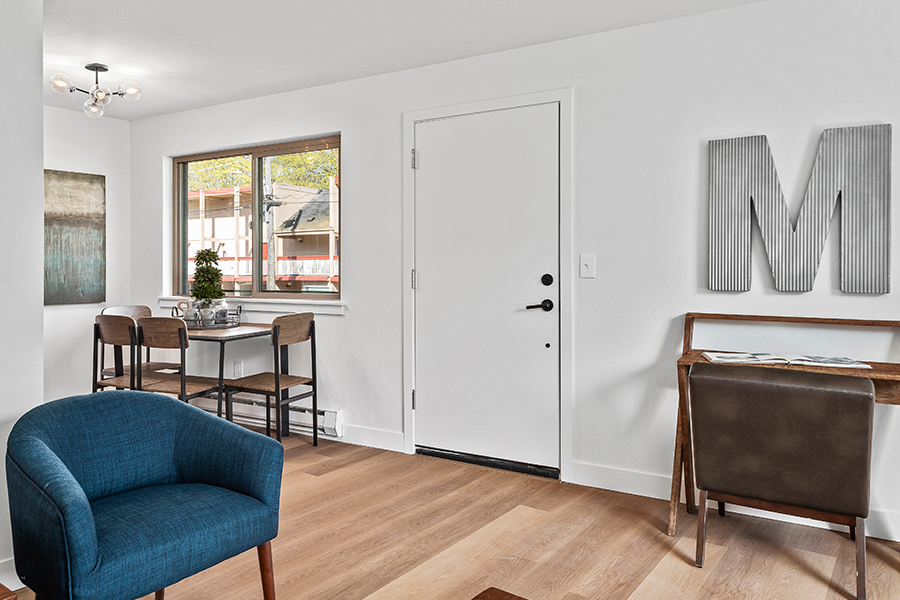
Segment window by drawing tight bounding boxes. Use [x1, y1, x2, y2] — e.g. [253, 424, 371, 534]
[173, 136, 340, 300]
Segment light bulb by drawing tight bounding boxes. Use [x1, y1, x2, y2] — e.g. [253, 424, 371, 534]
[119, 81, 142, 102]
[50, 73, 73, 94]
[83, 98, 104, 119]
[90, 84, 112, 106]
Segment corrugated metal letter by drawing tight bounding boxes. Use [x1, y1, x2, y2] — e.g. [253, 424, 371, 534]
[709, 124, 891, 293]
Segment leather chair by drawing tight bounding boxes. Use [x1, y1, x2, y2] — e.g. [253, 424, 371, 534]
[6, 390, 283, 600]
[689, 363, 874, 600]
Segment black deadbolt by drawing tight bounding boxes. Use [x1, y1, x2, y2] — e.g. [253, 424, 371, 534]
[541, 274, 554, 286]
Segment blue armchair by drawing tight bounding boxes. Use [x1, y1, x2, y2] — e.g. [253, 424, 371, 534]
[6, 390, 284, 600]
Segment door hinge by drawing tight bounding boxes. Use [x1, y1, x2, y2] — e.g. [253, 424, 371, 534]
[412, 389, 416, 410]
[411, 269, 417, 289]
[411, 148, 417, 169]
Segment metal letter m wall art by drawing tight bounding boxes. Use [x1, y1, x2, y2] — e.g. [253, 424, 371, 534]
[708, 124, 891, 293]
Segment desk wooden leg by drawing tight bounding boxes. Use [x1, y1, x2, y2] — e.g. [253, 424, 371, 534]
[668, 364, 696, 536]
[683, 433, 696, 514]
[678, 365, 696, 514]
[667, 408, 684, 536]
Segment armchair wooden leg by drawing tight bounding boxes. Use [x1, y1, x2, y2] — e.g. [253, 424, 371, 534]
[695, 489, 708, 568]
[155, 590, 165, 600]
[856, 517, 866, 600]
[258, 540, 276, 600]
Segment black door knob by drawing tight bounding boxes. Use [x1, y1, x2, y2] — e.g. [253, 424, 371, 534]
[541, 274, 554, 286]
[525, 299, 554, 312]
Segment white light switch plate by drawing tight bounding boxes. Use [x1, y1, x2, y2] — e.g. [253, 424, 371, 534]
[579, 253, 596, 278]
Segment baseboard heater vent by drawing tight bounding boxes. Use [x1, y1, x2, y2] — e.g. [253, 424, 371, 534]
[416, 446, 559, 479]
[193, 396, 343, 437]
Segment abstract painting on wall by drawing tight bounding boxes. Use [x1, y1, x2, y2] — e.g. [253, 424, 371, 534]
[44, 169, 106, 305]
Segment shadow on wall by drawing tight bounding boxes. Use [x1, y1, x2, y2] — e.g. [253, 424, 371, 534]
[585, 315, 685, 473]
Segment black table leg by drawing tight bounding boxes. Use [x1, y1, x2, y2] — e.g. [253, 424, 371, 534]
[280, 345, 290, 437]
[217, 340, 226, 417]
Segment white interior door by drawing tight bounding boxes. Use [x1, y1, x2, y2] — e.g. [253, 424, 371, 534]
[414, 102, 560, 470]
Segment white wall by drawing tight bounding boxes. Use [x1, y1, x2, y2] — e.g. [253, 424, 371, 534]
[43, 107, 132, 403]
[129, 0, 900, 539]
[0, 0, 44, 587]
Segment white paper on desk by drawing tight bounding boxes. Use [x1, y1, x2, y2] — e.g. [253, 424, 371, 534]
[700, 351, 872, 369]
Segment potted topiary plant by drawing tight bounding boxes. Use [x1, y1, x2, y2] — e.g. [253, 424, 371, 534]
[192, 248, 226, 325]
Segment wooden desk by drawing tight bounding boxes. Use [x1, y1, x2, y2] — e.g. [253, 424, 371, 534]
[668, 312, 900, 536]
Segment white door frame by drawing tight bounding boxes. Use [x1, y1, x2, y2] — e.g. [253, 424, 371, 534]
[401, 89, 575, 482]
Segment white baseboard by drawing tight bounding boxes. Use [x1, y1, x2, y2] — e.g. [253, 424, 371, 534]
[0, 557, 18, 591]
[571, 461, 673, 501]
[340, 424, 405, 452]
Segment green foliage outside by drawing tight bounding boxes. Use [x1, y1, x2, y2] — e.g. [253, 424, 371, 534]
[187, 149, 339, 192]
[191, 248, 225, 304]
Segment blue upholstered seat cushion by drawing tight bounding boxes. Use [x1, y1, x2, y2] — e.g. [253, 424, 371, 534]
[80, 483, 278, 600]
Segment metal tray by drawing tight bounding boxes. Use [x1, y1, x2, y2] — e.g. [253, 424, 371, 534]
[173, 305, 242, 330]
[185, 313, 242, 330]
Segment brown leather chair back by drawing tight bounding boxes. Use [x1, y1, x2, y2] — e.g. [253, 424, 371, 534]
[689, 363, 874, 518]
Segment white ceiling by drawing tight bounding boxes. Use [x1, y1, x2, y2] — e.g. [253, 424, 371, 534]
[43, 0, 768, 121]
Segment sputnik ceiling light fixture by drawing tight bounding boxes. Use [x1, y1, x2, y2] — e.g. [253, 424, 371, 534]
[50, 63, 141, 119]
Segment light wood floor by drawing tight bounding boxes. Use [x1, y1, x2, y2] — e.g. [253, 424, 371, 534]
[14, 433, 900, 600]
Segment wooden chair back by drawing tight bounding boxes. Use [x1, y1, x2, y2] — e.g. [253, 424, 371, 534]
[102, 305, 152, 319]
[272, 313, 314, 347]
[96, 314, 136, 346]
[138, 317, 189, 349]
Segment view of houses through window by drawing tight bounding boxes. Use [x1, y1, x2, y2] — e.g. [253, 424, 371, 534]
[175, 136, 340, 299]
